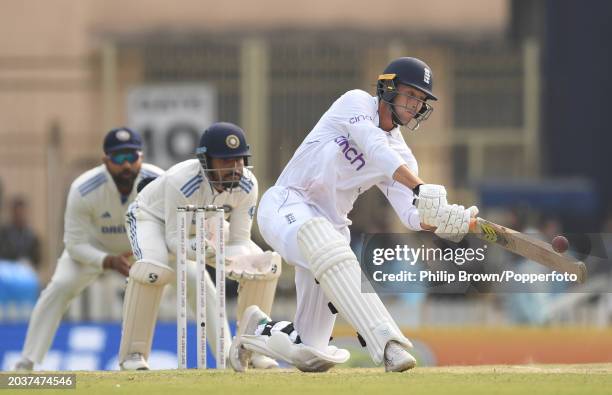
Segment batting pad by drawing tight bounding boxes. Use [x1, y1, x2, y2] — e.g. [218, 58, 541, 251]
[236, 252, 282, 322]
[297, 217, 413, 365]
[119, 261, 173, 363]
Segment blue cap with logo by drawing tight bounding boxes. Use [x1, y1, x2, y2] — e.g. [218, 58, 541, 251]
[103, 127, 143, 154]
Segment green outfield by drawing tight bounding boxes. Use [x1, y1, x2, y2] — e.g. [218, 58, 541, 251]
[5, 364, 610, 395]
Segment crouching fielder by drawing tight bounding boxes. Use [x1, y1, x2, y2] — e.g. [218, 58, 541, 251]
[119, 122, 281, 370]
[14, 128, 163, 371]
[230, 57, 478, 373]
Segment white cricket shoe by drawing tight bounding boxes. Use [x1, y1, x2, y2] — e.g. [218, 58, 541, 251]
[250, 353, 279, 369]
[13, 358, 34, 371]
[230, 305, 271, 372]
[119, 353, 150, 371]
[383, 340, 417, 372]
[229, 338, 251, 372]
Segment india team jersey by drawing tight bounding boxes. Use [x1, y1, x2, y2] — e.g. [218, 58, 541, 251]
[64, 163, 163, 268]
[133, 159, 258, 257]
[276, 89, 422, 231]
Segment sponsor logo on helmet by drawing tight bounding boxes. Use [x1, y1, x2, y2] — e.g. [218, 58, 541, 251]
[226, 134, 240, 149]
[423, 68, 431, 84]
[148, 273, 158, 283]
[116, 130, 131, 141]
[378, 73, 397, 81]
[334, 136, 366, 171]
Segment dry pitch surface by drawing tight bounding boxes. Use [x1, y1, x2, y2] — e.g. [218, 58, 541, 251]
[2, 364, 611, 395]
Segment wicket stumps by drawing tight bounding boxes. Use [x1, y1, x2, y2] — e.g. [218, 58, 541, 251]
[176, 205, 226, 369]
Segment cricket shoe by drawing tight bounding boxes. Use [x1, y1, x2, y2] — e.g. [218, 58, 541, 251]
[229, 305, 272, 372]
[13, 357, 34, 371]
[384, 340, 417, 372]
[250, 353, 279, 369]
[119, 353, 150, 370]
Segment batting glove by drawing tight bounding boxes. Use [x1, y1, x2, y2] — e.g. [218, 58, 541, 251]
[434, 204, 479, 243]
[414, 184, 448, 227]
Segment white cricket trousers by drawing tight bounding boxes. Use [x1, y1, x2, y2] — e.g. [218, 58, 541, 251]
[257, 186, 350, 351]
[21, 250, 104, 363]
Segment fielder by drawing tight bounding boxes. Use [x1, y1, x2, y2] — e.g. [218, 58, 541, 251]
[230, 57, 478, 372]
[119, 122, 281, 370]
[14, 128, 163, 371]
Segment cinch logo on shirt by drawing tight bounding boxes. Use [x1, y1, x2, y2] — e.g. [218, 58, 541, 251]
[334, 136, 366, 171]
[349, 114, 375, 124]
[101, 225, 126, 234]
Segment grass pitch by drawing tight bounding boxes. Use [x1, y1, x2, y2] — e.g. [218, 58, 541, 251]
[4, 364, 611, 395]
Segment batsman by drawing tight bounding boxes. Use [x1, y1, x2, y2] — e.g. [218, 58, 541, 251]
[119, 122, 281, 370]
[230, 57, 478, 372]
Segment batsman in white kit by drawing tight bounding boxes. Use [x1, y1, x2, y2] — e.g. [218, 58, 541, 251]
[119, 122, 281, 370]
[230, 57, 479, 372]
[14, 128, 163, 371]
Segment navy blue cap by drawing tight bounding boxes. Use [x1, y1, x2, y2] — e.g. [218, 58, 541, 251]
[103, 127, 143, 154]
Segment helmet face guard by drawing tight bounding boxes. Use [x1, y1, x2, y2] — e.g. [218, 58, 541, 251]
[196, 147, 252, 192]
[377, 75, 434, 131]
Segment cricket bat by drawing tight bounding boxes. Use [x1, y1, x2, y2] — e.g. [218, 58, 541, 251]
[469, 217, 587, 283]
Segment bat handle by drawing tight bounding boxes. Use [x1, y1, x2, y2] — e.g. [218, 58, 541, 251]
[469, 217, 478, 232]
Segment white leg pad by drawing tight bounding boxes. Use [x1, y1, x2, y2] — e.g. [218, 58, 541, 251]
[118, 261, 173, 363]
[297, 217, 412, 365]
[240, 331, 349, 372]
[236, 276, 279, 322]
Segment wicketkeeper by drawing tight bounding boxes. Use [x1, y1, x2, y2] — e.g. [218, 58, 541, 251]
[119, 122, 281, 370]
